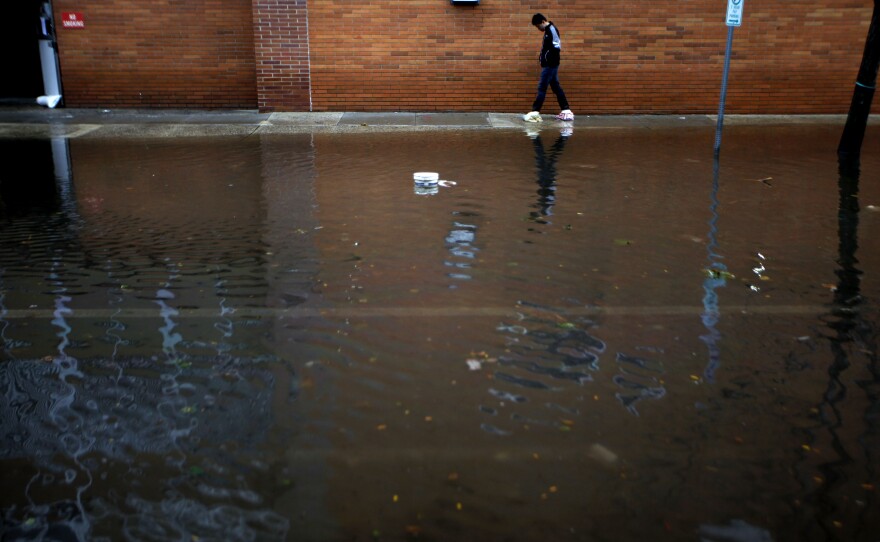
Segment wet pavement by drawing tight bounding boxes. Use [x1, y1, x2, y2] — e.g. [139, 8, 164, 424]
[0, 106, 872, 138]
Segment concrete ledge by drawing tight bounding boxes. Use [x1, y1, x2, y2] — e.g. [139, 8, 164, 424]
[706, 114, 851, 125]
[268, 112, 344, 126]
[0, 108, 872, 139]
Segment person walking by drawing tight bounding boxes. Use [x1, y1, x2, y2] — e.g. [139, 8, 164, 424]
[523, 13, 574, 123]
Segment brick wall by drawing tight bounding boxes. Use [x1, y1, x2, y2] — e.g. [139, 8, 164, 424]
[252, 0, 310, 111]
[51, 0, 876, 114]
[307, 0, 876, 114]
[53, 0, 257, 109]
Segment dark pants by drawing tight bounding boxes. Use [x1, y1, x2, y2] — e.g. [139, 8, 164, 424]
[532, 66, 569, 112]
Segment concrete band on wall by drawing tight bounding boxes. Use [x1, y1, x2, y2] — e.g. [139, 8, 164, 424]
[51, 1, 876, 114]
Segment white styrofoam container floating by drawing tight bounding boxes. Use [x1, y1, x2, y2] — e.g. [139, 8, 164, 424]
[413, 172, 439, 187]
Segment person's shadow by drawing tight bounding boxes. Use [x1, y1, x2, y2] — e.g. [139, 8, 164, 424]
[529, 129, 571, 225]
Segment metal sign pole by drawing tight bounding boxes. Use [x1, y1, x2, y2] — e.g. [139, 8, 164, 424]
[838, 1, 880, 161]
[714, 27, 735, 156]
[715, 0, 744, 156]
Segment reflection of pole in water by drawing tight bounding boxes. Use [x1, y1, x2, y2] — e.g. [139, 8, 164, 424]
[530, 131, 570, 223]
[700, 157, 727, 384]
[52, 138, 75, 213]
[0, 270, 9, 357]
[50, 255, 76, 365]
[800, 157, 875, 538]
[46, 252, 94, 542]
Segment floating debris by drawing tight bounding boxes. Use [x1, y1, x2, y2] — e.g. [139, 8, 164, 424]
[414, 172, 457, 195]
[588, 443, 618, 466]
[704, 268, 735, 280]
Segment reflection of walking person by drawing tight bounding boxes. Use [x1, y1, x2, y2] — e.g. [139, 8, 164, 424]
[530, 130, 570, 222]
[524, 13, 574, 123]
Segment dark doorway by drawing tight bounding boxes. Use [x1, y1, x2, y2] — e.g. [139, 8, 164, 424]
[1, 1, 50, 103]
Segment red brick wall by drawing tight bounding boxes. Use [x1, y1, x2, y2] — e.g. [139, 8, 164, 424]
[252, 0, 310, 111]
[51, 0, 877, 114]
[307, 1, 877, 114]
[53, 0, 257, 109]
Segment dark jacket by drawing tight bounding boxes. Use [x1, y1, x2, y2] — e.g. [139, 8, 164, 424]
[539, 22, 562, 67]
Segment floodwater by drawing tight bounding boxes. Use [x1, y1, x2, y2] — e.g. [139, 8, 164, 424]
[0, 124, 879, 542]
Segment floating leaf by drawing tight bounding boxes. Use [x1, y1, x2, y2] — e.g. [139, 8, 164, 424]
[704, 269, 735, 279]
[613, 239, 633, 246]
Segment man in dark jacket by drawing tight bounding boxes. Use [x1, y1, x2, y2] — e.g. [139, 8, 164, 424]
[523, 13, 574, 123]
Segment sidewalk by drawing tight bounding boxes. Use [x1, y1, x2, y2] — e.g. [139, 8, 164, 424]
[0, 106, 858, 138]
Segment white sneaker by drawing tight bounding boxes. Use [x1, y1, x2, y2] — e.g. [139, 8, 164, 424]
[555, 109, 574, 121]
[523, 111, 542, 122]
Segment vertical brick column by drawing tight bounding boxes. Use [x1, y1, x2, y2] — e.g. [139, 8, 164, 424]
[252, 0, 311, 112]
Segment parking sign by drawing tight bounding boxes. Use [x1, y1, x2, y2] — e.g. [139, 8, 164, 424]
[726, 0, 744, 26]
